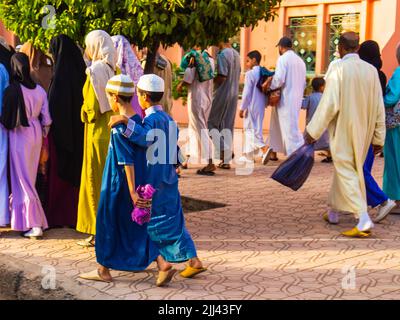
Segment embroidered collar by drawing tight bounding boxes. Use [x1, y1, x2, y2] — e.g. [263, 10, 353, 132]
[145, 105, 163, 117]
[342, 53, 359, 61]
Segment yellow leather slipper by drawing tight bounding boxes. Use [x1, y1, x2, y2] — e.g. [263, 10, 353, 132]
[179, 265, 207, 278]
[156, 268, 176, 287]
[79, 269, 112, 283]
[341, 227, 372, 238]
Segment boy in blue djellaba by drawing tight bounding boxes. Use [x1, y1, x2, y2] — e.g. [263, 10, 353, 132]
[109, 74, 206, 279]
[79, 74, 175, 287]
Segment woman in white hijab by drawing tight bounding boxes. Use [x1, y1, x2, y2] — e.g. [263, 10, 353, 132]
[76, 30, 117, 246]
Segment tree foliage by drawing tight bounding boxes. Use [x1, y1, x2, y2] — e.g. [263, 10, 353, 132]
[0, 0, 281, 72]
[0, 0, 281, 49]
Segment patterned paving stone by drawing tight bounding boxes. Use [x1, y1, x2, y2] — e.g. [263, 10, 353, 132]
[1, 130, 400, 299]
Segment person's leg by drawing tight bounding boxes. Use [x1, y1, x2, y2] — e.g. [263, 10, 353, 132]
[220, 97, 238, 165]
[328, 159, 372, 237]
[198, 121, 216, 175]
[383, 129, 400, 201]
[356, 212, 374, 232]
[242, 111, 255, 156]
[253, 105, 267, 153]
[79, 264, 112, 283]
[156, 255, 172, 271]
[10, 134, 48, 238]
[263, 108, 283, 163]
[364, 145, 388, 208]
[364, 145, 396, 222]
[98, 265, 113, 282]
[266, 108, 283, 152]
[202, 97, 214, 165]
[187, 96, 202, 165]
[280, 108, 304, 156]
[208, 98, 227, 160]
[155, 255, 176, 287]
[188, 257, 203, 269]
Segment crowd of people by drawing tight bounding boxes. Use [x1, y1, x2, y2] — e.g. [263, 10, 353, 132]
[0, 28, 399, 285]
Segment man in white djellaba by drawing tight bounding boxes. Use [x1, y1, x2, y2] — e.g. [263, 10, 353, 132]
[263, 36, 307, 165]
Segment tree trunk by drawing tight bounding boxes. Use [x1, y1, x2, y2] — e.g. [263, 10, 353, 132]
[144, 40, 160, 74]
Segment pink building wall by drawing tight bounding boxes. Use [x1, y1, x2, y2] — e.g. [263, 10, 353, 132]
[167, 0, 400, 130]
[0, 21, 17, 47]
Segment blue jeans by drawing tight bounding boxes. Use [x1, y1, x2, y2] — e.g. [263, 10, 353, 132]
[364, 145, 388, 208]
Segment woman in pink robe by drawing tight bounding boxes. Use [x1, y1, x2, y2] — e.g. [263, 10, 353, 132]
[1, 53, 52, 238]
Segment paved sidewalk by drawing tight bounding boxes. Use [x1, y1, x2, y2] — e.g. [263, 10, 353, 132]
[1, 140, 400, 299]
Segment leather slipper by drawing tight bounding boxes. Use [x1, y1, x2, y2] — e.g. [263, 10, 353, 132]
[196, 169, 215, 176]
[180, 265, 207, 278]
[156, 268, 177, 287]
[79, 269, 112, 283]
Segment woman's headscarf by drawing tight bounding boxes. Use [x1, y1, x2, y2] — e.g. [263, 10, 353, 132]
[19, 42, 53, 92]
[112, 35, 145, 118]
[111, 35, 143, 85]
[85, 30, 116, 114]
[0, 53, 36, 129]
[359, 40, 387, 92]
[48, 34, 87, 186]
[0, 36, 14, 76]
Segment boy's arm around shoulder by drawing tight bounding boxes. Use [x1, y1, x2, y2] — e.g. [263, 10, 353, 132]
[122, 114, 157, 148]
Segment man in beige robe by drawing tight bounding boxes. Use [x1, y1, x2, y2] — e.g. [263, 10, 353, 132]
[305, 32, 386, 238]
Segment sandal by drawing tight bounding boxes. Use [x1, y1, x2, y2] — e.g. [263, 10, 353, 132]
[156, 268, 177, 287]
[77, 235, 95, 247]
[180, 265, 207, 278]
[197, 168, 215, 176]
[79, 269, 112, 283]
[341, 227, 372, 238]
[217, 162, 231, 170]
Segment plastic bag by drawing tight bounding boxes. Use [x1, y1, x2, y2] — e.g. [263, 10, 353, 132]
[131, 184, 156, 225]
[271, 144, 315, 191]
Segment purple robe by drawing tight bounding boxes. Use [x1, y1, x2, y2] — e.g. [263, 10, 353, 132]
[45, 134, 79, 228]
[9, 85, 52, 231]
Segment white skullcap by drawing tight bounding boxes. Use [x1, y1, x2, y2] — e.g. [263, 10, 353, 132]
[137, 74, 164, 93]
[106, 74, 135, 97]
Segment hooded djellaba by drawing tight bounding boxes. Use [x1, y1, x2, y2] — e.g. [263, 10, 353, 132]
[76, 30, 117, 242]
[45, 34, 87, 228]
